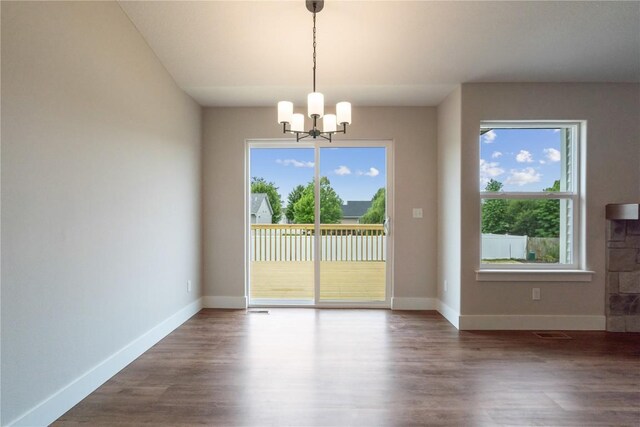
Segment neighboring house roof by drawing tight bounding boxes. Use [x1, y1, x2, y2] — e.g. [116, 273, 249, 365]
[250, 193, 273, 215]
[341, 201, 371, 218]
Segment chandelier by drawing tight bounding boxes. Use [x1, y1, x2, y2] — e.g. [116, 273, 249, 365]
[277, 0, 351, 142]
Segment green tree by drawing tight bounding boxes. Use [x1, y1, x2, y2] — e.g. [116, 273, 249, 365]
[292, 177, 343, 224]
[481, 179, 510, 234]
[285, 185, 305, 223]
[500, 180, 560, 238]
[251, 177, 283, 224]
[507, 199, 539, 236]
[360, 188, 386, 224]
[318, 177, 343, 224]
[533, 180, 560, 237]
[292, 191, 315, 224]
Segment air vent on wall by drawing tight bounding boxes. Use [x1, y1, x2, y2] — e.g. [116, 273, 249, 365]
[533, 331, 572, 339]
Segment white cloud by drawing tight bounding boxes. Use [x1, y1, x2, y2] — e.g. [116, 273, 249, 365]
[482, 130, 497, 144]
[357, 167, 380, 177]
[491, 151, 503, 159]
[479, 159, 505, 185]
[543, 148, 561, 162]
[553, 129, 561, 133]
[506, 167, 542, 186]
[276, 159, 314, 168]
[539, 160, 547, 165]
[515, 150, 534, 163]
[364, 167, 380, 177]
[334, 165, 351, 176]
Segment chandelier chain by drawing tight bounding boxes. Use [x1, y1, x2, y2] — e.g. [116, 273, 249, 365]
[312, 6, 316, 92]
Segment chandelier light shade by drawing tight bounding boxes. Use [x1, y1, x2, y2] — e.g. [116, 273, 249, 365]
[291, 113, 305, 133]
[336, 101, 352, 125]
[277, 0, 351, 142]
[307, 92, 324, 118]
[323, 114, 337, 133]
[277, 101, 293, 124]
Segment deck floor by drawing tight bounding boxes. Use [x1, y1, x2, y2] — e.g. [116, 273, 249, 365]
[250, 261, 385, 301]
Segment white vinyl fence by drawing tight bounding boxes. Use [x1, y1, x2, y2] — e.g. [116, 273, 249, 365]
[251, 224, 386, 262]
[481, 233, 527, 260]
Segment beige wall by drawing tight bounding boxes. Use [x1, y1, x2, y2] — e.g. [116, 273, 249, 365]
[436, 87, 462, 315]
[202, 107, 437, 302]
[459, 83, 640, 316]
[1, 2, 201, 424]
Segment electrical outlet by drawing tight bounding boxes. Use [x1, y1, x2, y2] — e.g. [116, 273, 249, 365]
[532, 288, 540, 300]
[412, 208, 423, 218]
[187, 280, 192, 293]
[444, 280, 448, 292]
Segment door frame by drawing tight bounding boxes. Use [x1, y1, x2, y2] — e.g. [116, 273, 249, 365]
[245, 138, 394, 308]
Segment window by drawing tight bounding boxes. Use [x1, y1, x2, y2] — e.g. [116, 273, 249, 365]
[479, 122, 583, 269]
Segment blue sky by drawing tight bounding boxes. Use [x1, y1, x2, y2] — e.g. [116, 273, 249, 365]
[480, 128, 562, 192]
[250, 147, 386, 203]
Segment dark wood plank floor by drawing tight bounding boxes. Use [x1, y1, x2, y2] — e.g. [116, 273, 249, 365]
[54, 309, 640, 426]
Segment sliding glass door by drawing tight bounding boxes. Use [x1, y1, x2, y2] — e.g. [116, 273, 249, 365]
[248, 146, 315, 304]
[248, 141, 392, 307]
[318, 146, 387, 302]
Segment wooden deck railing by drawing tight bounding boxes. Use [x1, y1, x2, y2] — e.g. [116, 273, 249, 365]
[251, 224, 386, 262]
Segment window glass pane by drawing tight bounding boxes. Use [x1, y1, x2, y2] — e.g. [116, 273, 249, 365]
[249, 147, 315, 303]
[481, 198, 573, 265]
[479, 127, 572, 192]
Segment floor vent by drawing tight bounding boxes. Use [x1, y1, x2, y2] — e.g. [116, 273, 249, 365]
[247, 309, 270, 314]
[532, 331, 572, 339]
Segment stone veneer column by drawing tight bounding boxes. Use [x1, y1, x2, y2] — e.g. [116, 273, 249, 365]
[606, 219, 640, 332]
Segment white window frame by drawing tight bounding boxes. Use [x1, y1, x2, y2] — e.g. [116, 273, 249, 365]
[478, 121, 586, 273]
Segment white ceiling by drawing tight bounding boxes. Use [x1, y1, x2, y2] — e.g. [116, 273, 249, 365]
[120, 1, 640, 107]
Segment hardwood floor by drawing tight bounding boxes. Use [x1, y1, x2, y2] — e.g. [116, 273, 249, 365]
[54, 309, 640, 426]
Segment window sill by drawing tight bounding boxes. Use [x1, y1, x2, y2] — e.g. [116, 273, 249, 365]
[476, 269, 594, 282]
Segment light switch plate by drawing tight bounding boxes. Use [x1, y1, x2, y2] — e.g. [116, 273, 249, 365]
[412, 208, 423, 218]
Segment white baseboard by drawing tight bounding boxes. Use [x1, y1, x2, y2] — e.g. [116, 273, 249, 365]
[391, 297, 438, 310]
[203, 295, 248, 309]
[458, 315, 606, 331]
[437, 301, 460, 329]
[8, 298, 203, 427]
